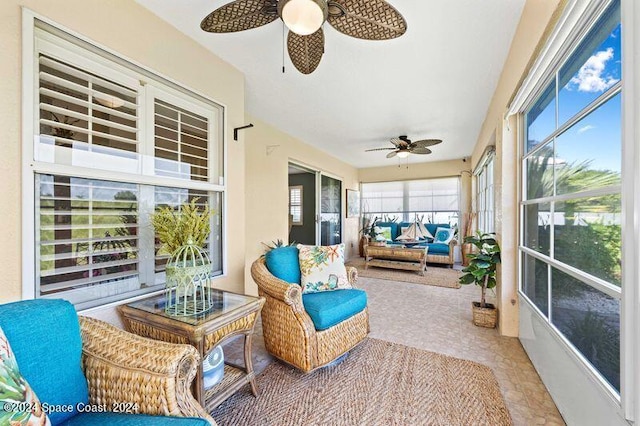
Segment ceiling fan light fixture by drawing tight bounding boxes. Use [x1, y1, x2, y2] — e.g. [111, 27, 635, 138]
[279, 0, 328, 36]
[397, 150, 409, 159]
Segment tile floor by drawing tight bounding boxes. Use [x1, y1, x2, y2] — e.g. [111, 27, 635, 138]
[223, 268, 566, 425]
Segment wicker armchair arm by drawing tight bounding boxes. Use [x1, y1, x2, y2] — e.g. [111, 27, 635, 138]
[251, 258, 304, 308]
[346, 266, 359, 288]
[79, 316, 215, 425]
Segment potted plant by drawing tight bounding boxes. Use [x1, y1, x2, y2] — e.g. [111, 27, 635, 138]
[359, 216, 384, 253]
[151, 198, 215, 316]
[459, 232, 501, 328]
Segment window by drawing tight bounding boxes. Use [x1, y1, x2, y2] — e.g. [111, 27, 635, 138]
[475, 151, 495, 233]
[361, 177, 460, 226]
[27, 23, 224, 310]
[521, 0, 621, 394]
[289, 185, 303, 225]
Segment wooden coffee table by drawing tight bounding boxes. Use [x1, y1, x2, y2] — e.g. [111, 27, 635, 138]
[364, 244, 429, 275]
[118, 291, 265, 411]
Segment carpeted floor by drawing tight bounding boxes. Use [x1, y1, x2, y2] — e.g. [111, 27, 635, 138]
[346, 258, 461, 289]
[212, 338, 512, 426]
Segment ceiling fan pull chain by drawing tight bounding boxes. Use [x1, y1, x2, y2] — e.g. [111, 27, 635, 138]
[282, 21, 286, 74]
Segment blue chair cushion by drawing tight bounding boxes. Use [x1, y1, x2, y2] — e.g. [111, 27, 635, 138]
[265, 246, 300, 284]
[427, 243, 451, 255]
[302, 289, 367, 331]
[0, 299, 89, 425]
[59, 412, 210, 425]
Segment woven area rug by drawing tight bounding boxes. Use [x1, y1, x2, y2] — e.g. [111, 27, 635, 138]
[211, 338, 512, 426]
[346, 258, 461, 289]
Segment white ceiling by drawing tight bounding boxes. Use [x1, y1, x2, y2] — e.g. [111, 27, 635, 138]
[136, 0, 525, 168]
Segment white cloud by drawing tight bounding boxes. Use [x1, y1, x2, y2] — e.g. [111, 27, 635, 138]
[569, 47, 619, 93]
[577, 124, 596, 134]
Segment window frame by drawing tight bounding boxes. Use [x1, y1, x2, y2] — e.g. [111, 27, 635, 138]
[515, 0, 625, 407]
[289, 185, 303, 226]
[21, 11, 228, 309]
[474, 149, 495, 233]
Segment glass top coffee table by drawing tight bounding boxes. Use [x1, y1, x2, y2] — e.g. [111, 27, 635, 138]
[118, 290, 265, 411]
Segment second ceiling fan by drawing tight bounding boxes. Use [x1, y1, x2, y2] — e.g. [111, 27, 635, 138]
[200, 0, 407, 74]
[366, 135, 443, 158]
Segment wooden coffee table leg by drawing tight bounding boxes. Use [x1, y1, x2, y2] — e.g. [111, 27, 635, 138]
[244, 333, 258, 396]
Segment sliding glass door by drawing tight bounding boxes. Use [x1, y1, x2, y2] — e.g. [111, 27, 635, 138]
[320, 175, 342, 245]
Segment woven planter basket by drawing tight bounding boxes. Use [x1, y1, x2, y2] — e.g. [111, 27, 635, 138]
[472, 302, 497, 328]
[369, 241, 386, 247]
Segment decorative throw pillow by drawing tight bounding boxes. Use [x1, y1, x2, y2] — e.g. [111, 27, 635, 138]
[378, 226, 393, 241]
[433, 227, 454, 244]
[0, 327, 51, 426]
[298, 243, 351, 294]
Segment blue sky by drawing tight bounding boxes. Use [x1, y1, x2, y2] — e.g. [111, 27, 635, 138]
[527, 23, 622, 175]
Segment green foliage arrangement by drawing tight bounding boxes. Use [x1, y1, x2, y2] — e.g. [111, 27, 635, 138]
[360, 216, 381, 240]
[151, 198, 213, 256]
[262, 239, 297, 252]
[459, 232, 501, 308]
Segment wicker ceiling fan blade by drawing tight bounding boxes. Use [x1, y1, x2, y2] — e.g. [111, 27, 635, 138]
[327, 0, 407, 40]
[413, 139, 443, 147]
[410, 147, 432, 155]
[365, 147, 396, 152]
[390, 137, 409, 148]
[201, 0, 278, 33]
[288, 28, 325, 74]
[386, 150, 398, 158]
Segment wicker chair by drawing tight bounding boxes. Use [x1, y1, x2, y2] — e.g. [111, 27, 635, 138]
[251, 257, 369, 373]
[0, 298, 214, 425]
[79, 316, 216, 424]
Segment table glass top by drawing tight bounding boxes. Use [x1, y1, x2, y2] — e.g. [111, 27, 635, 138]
[126, 290, 259, 326]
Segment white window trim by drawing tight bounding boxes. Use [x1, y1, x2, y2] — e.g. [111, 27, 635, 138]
[509, 0, 634, 420]
[21, 9, 229, 307]
[474, 147, 495, 234]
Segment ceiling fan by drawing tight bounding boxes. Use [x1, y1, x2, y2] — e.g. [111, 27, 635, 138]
[200, 0, 407, 74]
[366, 135, 443, 158]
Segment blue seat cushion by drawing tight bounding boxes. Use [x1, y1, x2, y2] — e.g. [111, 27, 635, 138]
[265, 246, 300, 284]
[427, 243, 450, 255]
[302, 289, 367, 331]
[0, 299, 89, 424]
[59, 412, 210, 425]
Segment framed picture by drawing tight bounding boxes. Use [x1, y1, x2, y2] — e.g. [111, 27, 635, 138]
[346, 189, 360, 218]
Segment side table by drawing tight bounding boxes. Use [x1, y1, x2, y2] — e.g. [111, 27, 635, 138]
[118, 290, 265, 412]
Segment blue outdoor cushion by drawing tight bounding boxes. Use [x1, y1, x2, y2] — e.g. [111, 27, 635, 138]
[302, 289, 367, 331]
[59, 412, 210, 425]
[265, 246, 300, 284]
[426, 223, 450, 238]
[426, 243, 451, 255]
[0, 299, 89, 425]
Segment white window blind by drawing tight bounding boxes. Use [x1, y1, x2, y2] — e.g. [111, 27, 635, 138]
[362, 178, 459, 214]
[289, 186, 303, 225]
[38, 54, 139, 156]
[27, 23, 225, 310]
[154, 99, 209, 182]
